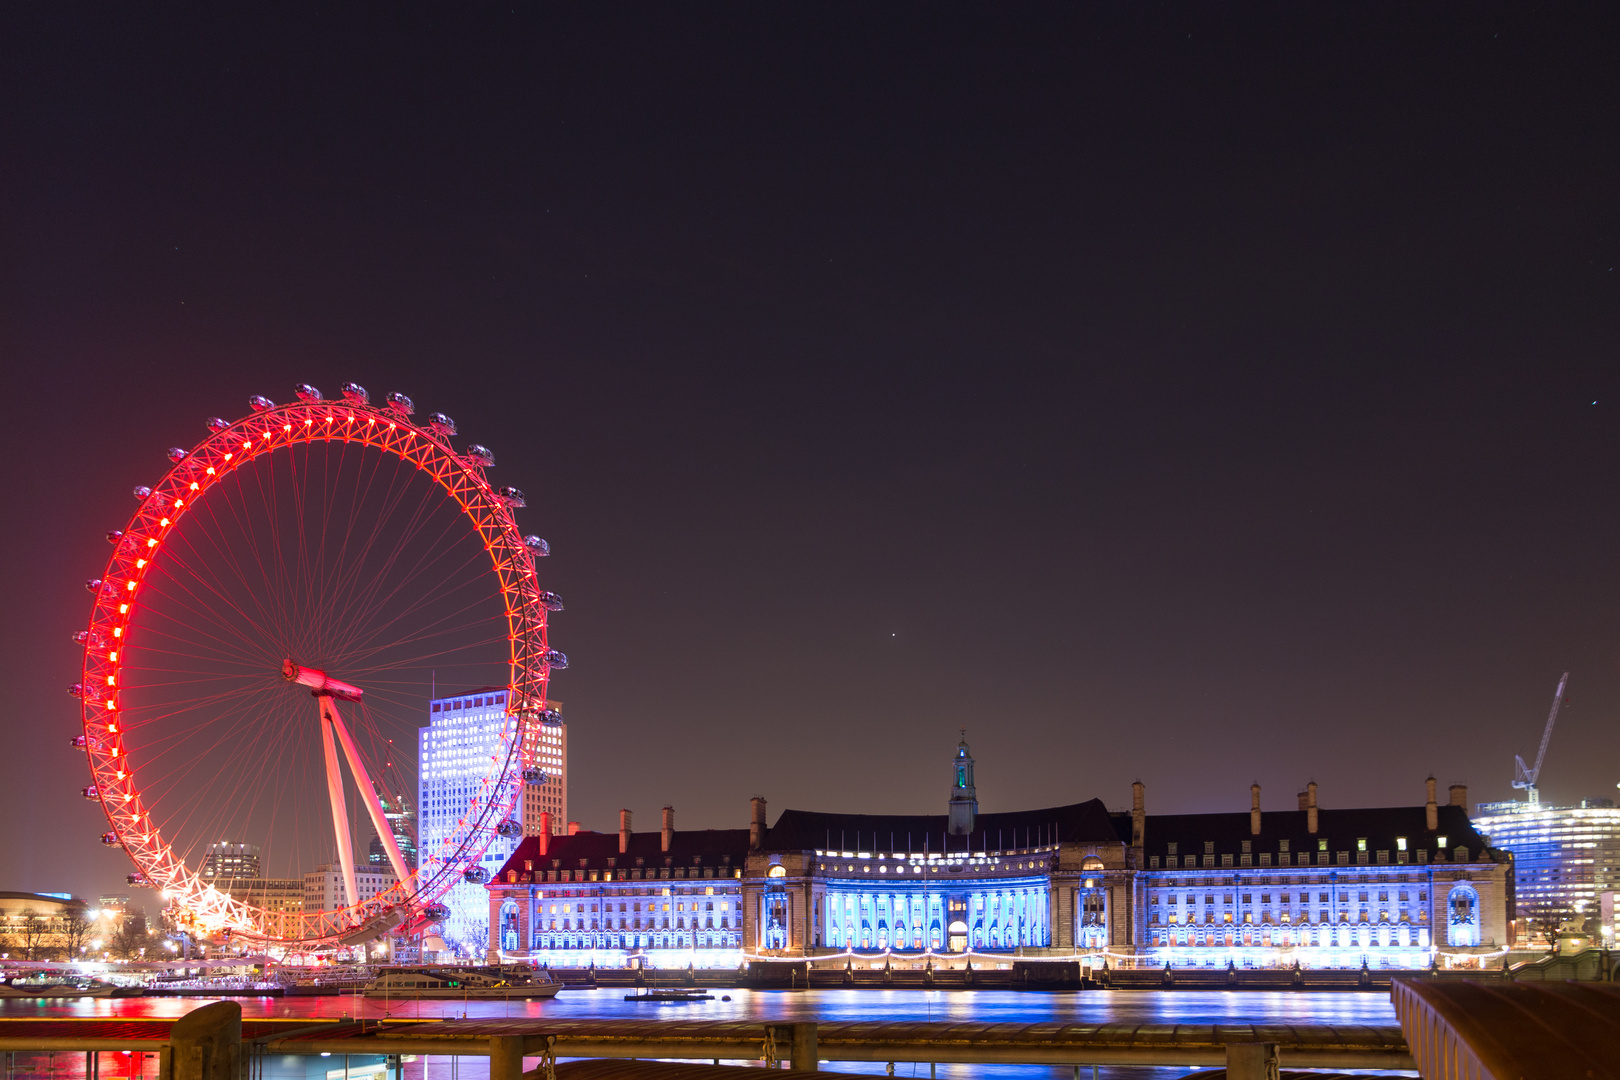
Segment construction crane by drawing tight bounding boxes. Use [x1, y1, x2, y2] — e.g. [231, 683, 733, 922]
[1513, 671, 1570, 805]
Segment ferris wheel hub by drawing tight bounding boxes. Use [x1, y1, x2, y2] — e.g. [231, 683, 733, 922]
[282, 659, 364, 701]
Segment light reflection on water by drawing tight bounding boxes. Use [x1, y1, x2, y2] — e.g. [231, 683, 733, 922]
[0, 990, 1403, 1080]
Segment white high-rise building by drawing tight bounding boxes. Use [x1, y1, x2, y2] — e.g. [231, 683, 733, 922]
[418, 687, 567, 954]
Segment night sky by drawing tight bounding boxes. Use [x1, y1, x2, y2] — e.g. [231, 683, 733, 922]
[4, 5, 1619, 907]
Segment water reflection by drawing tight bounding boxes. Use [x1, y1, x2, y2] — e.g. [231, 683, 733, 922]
[0, 990, 1403, 1080]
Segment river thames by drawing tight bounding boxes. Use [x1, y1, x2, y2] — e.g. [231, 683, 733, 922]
[0, 989, 1406, 1080]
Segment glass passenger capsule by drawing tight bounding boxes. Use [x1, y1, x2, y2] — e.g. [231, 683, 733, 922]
[249, 395, 275, 411]
[387, 391, 415, 415]
[295, 383, 323, 402]
[466, 444, 495, 467]
[524, 535, 550, 556]
[341, 382, 370, 404]
[428, 412, 458, 436]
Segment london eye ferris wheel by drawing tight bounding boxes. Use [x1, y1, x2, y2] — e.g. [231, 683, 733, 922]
[72, 383, 563, 950]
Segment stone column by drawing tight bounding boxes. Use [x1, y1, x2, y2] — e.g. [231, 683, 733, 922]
[489, 1037, 523, 1080]
[169, 1001, 240, 1080]
[1226, 1043, 1278, 1080]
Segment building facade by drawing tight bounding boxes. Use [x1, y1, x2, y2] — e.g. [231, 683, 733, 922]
[418, 688, 567, 953]
[1137, 779, 1508, 968]
[302, 864, 397, 912]
[0, 892, 93, 960]
[484, 807, 746, 967]
[1472, 798, 1620, 941]
[489, 739, 1513, 969]
[214, 878, 304, 916]
[201, 841, 261, 881]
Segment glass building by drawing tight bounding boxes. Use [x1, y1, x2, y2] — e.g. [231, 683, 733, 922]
[418, 688, 567, 956]
[1473, 798, 1620, 941]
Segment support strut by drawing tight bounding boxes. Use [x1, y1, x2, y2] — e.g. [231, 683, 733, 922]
[319, 706, 359, 909]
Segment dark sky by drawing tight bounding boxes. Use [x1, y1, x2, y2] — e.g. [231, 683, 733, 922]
[3, 4, 1619, 906]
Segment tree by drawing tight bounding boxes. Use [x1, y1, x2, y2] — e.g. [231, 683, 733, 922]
[9, 908, 48, 961]
[61, 909, 96, 960]
[108, 912, 154, 960]
[1523, 903, 1574, 951]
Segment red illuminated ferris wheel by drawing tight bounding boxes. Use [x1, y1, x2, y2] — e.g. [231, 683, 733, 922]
[72, 383, 564, 949]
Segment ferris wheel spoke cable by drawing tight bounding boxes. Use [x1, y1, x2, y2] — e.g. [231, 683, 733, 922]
[306, 446, 436, 633]
[317, 502, 485, 662]
[332, 587, 506, 674]
[137, 548, 293, 664]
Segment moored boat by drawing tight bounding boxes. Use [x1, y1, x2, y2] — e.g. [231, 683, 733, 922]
[362, 967, 562, 999]
[0, 979, 120, 999]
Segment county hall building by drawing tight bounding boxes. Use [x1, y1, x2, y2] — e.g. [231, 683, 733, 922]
[487, 737, 1512, 969]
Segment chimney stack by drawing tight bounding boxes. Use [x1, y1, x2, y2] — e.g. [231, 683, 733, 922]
[1130, 782, 1145, 848]
[750, 796, 768, 850]
[619, 809, 633, 854]
[1449, 783, 1470, 817]
[661, 806, 675, 852]
[537, 811, 551, 856]
[567, 820, 582, 835]
[1250, 783, 1262, 836]
[1425, 777, 1438, 831]
[1306, 781, 1319, 835]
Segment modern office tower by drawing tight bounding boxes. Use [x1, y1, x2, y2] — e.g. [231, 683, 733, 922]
[201, 841, 261, 880]
[1473, 797, 1620, 941]
[368, 785, 418, 869]
[418, 687, 567, 955]
[524, 711, 567, 833]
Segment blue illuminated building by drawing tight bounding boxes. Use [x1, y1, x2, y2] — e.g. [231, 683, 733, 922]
[488, 739, 1512, 969]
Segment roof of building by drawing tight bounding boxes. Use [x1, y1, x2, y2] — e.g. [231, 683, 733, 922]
[1143, 805, 1489, 857]
[494, 829, 751, 876]
[0, 892, 88, 913]
[763, 799, 1124, 852]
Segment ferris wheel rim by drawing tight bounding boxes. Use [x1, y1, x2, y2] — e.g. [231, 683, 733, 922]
[77, 392, 552, 948]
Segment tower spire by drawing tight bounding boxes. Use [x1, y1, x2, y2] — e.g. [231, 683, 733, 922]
[948, 731, 977, 838]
